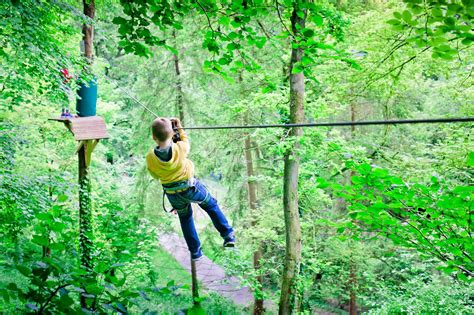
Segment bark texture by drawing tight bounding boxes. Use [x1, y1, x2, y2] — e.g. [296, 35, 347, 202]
[78, 143, 93, 309]
[279, 4, 305, 315]
[79, 1, 94, 309]
[245, 135, 264, 315]
[349, 255, 357, 315]
[82, 0, 95, 62]
[173, 31, 185, 123]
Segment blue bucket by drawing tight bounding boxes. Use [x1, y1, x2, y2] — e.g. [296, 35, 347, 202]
[76, 78, 97, 117]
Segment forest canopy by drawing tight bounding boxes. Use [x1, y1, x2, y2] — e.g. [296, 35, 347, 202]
[1, 0, 473, 314]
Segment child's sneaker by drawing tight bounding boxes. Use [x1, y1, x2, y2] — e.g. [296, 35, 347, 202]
[223, 232, 235, 248]
[191, 248, 203, 261]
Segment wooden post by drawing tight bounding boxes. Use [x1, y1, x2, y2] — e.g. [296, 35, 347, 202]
[80, 0, 95, 309]
[79, 142, 93, 309]
[191, 258, 200, 305]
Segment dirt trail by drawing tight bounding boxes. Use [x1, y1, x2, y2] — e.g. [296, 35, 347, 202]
[158, 233, 253, 307]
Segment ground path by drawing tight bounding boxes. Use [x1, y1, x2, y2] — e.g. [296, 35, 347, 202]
[157, 179, 334, 314]
[158, 233, 254, 307]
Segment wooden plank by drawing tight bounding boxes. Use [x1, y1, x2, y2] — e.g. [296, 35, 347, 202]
[49, 116, 109, 140]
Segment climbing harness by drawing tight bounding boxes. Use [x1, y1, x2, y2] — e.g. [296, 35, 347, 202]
[161, 178, 211, 213]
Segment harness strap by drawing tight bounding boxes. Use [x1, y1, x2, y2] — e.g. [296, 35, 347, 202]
[162, 191, 175, 213]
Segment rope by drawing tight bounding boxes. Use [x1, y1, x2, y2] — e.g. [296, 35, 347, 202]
[181, 117, 474, 130]
[105, 76, 474, 130]
[105, 75, 159, 118]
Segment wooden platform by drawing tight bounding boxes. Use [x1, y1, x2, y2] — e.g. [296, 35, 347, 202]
[49, 116, 109, 141]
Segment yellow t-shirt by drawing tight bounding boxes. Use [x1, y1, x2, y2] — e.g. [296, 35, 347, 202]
[146, 131, 195, 184]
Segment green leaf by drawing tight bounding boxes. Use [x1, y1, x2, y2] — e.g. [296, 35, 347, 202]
[444, 17, 456, 26]
[312, 14, 323, 26]
[16, 265, 30, 277]
[188, 304, 206, 315]
[36, 212, 53, 221]
[49, 243, 65, 251]
[387, 19, 401, 25]
[0, 289, 9, 303]
[402, 10, 412, 23]
[218, 57, 230, 65]
[301, 56, 313, 66]
[112, 17, 127, 25]
[57, 194, 68, 202]
[461, 37, 473, 45]
[218, 16, 230, 26]
[316, 178, 330, 189]
[291, 64, 304, 74]
[164, 45, 178, 56]
[302, 28, 315, 38]
[59, 294, 74, 308]
[85, 284, 103, 295]
[296, 10, 305, 19]
[94, 262, 108, 273]
[32, 235, 49, 247]
[50, 222, 67, 232]
[467, 152, 474, 167]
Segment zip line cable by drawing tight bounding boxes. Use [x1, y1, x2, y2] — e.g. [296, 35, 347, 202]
[105, 76, 474, 129]
[106, 76, 159, 118]
[182, 117, 474, 130]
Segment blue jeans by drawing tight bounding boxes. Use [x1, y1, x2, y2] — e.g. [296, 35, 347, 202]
[165, 179, 233, 256]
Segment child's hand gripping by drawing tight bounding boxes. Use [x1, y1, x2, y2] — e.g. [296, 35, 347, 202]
[170, 118, 182, 143]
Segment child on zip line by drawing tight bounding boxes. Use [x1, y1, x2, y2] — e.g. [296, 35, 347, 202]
[146, 117, 235, 261]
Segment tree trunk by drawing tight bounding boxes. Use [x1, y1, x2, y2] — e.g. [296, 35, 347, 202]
[244, 135, 264, 315]
[349, 104, 357, 315]
[82, 0, 95, 62]
[80, 1, 94, 309]
[279, 5, 305, 315]
[78, 143, 93, 309]
[349, 255, 357, 315]
[350, 102, 356, 138]
[172, 31, 185, 123]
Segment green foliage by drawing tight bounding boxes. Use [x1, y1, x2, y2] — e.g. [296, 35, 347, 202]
[1, 0, 474, 313]
[320, 159, 473, 279]
[388, 0, 474, 59]
[113, 0, 355, 79]
[0, 0, 85, 106]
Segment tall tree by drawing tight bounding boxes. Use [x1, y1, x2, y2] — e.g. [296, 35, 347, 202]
[172, 30, 185, 123]
[279, 3, 306, 313]
[112, 2, 350, 313]
[79, 0, 95, 309]
[244, 132, 265, 314]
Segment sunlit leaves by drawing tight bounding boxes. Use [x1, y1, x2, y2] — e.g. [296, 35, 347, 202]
[0, 0, 85, 105]
[319, 160, 474, 279]
[387, 0, 474, 58]
[113, 0, 354, 79]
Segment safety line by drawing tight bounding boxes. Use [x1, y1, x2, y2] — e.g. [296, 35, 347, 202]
[182, 117, 474, 130]
[106, 76, 474, 130]
[105, 75, 159, 118]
